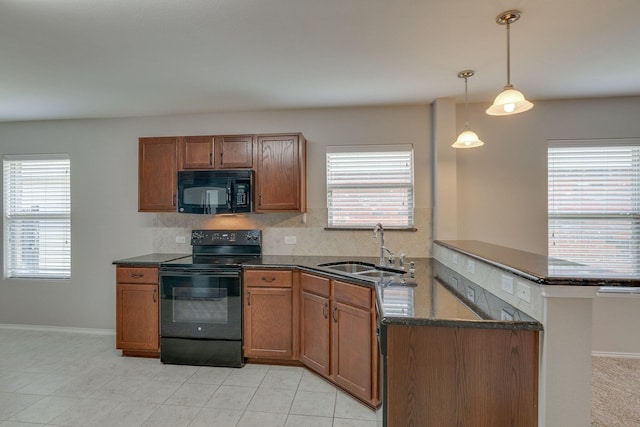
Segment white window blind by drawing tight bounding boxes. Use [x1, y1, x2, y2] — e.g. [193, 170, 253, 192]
[326, 145, 414, 228]
[548, 140, 640, 275]
[3, 154, 71, 279]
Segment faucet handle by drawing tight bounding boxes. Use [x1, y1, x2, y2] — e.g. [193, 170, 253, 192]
[409, 261, 415, 278]
[398, 254, 406, 269]
[388, 253, 395, 267]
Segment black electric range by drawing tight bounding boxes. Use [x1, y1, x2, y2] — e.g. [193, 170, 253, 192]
[159, 229, 261, 367]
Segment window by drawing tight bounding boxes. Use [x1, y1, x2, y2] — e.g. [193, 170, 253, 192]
[326, 145, 414, 229]
[548, 139, 640, 275]
[3, 154, 71, 279]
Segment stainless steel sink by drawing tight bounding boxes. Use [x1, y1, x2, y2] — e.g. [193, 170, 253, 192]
[317, 261, 376, 274]
[357, 270, 404, 279]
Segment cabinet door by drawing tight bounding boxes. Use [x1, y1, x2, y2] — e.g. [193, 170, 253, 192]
[181, 136, 214, 169]
[255, 134, 306, 212]
[215, 135, 253, 169]
[116, 283, 159, 352]
[244, 287, 293, 359]
[332, 300, 373, 403]
[301, 290, 331, 376]
[138, 137, 178, 212]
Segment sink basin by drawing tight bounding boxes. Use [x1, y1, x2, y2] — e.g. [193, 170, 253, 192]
[357, 270, 404, 279]
[318, 261, 376, 274]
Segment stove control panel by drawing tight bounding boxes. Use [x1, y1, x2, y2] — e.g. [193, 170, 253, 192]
[191, 229, 261, 246]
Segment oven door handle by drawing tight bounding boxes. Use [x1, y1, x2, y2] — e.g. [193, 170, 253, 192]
[160, 269, 241, 278]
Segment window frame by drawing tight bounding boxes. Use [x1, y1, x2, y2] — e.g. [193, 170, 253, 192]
[3, 153, 72, 280]
[325, 144, 415, 230]
[547, 138, 640, 275]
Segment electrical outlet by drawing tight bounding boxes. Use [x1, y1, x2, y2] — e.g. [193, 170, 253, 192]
[284, 236, 297, 245]
[501, 309, 514, 321]
[466, 259, 475, 274]
[517, 281, 531, 303]
[466, 287, 475, 302]
[501, 275, 514, 294]
[175, 235, 186, 244]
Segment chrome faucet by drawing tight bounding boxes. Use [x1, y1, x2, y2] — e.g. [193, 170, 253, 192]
[373, 223, 392, 267]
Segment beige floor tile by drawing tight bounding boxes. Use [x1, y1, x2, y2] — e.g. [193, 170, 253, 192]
[289, 390, 336, 417]
[247, 387, 296, 413]
[205, 385, 257, 410]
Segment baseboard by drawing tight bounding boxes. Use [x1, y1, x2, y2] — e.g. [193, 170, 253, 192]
[592, 351, 640, 359]
[0, 323, 115, 336]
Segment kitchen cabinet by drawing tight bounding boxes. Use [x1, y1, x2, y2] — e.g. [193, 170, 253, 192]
[181, 135, 254, 170]
[299, 273, 380, 408]
[138, 137, 178, 212]
[181, 135, 215, 169]
[115, 266, 160, 357]
[243, 269, 297, 360]
[300, 273, 331, 376]
[255, 133, 306, 212]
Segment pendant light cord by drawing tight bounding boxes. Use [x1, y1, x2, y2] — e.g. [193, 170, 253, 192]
[506, 22, 511, 87]
[464, 76, 470, 129]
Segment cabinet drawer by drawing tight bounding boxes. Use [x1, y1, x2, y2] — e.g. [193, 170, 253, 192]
[116, 267, 158, 284]
[301, 273, 330, 297]
[244, 270, 292, 288]
[333, 280, 372, 310]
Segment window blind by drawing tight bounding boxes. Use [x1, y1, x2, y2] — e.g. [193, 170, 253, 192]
[548, 140, 640, 275]
[326, 145, 414, 228]
[3, 154, 71, 279]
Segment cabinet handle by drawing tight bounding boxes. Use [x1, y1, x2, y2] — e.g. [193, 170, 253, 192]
[261, 276, 276, 283]
[220, 152, 223, 165]
[332, 305, 338, 323]
[258, 193, 262, 206]
[152, 288, 157, 303]
[130, 272, 144, 279]
[322, 302, 328, 319]
[209, 152, 213, 166]
[247, 291, 251, 306]
[172, 193, 176, 207]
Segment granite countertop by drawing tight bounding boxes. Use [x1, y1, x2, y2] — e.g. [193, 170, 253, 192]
[112, 253, 190, 266]
[435, 240, 640, 287]
[244, 255, 542, 331]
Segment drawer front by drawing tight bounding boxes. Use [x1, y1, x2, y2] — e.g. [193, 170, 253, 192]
[244, 269, 292, 288]
[301, 273, 331, 297]
[116, 267, 159, 284]
[333, 280, 371, 309]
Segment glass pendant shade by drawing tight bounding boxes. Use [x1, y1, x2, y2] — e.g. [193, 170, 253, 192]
[452, 130, 484, 148]
[486, 85, 534, 116]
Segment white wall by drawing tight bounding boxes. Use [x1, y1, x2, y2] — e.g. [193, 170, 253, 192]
[0, 105, 431, 330]
[450, 95, 640, 355]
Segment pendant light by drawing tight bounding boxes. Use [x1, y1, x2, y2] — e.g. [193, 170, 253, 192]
[452, 70, 484, 149]
[486, 10, 534, 116]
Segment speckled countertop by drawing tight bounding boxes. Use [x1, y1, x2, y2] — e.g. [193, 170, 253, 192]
[244, 255, 542, 331]
[112, 253, 189, 265]
[112, 253, 541, 331]
[435, 240, 640, 287]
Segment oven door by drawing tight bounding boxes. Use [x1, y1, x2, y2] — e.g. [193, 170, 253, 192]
[160, 268, 242, 340]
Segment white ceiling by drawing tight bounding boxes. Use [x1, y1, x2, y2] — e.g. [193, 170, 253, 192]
[2, 0, 640, 122]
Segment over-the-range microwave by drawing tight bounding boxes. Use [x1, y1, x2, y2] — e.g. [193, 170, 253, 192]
[177, 170, 253, 214]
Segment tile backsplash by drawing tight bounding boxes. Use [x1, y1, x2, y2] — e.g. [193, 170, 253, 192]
[152, 207, 432, 259]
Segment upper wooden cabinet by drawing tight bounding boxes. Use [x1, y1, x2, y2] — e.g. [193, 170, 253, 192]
[181, 135, 215, 169]
[139, 137, 178, 212]
[255, 133, 306, 213]
[138, 132, 306, 213]
[215, 135, 254, 169]
[180, 135, 254, 170]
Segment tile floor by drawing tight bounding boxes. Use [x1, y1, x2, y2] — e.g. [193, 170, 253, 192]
[0, 328, 382, 427]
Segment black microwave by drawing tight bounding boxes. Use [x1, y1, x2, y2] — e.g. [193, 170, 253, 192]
[177, 170, 253, 214]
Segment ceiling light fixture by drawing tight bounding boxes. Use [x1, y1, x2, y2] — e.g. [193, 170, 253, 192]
[486, 10, 534, 116]
[452, 70, 484, 149]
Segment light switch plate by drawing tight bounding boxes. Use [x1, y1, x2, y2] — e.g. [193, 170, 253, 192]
[284, 236, 297, 245]
[466, 259, 475, 274]
[175, 235, 186, 244]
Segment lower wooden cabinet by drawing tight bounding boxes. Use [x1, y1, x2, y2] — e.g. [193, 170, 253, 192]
[300, 273, 380, 408]
[115, 266, 160, 357]
[243, 269, 296, 360]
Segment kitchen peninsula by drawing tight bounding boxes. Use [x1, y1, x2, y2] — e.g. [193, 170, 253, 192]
[433, 240, 640, 427]
[115, 251, 542, 426]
